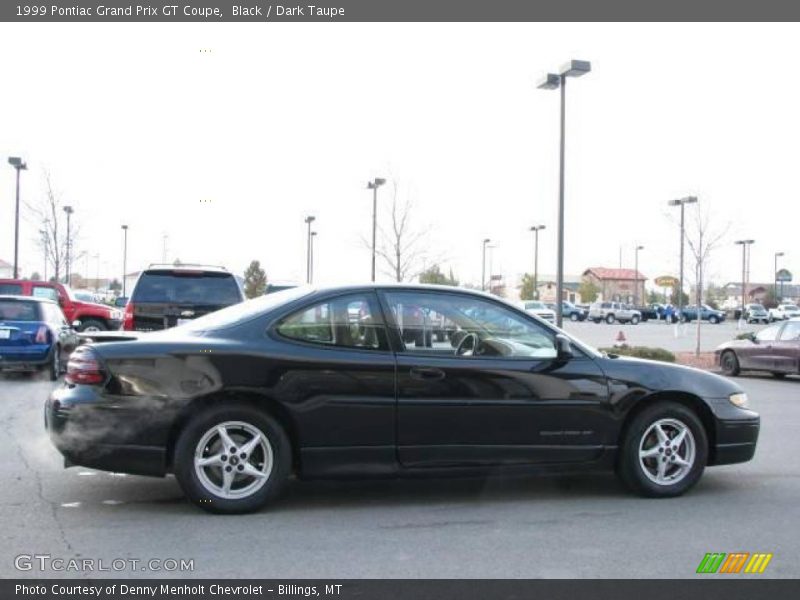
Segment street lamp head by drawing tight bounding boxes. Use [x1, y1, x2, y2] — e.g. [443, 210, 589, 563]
[776, 251, 785, 257]
[311, 231, 318, 237]
[367, 178, 386, 189]
[536, 73, 561, 90]
[121, 224, 128, 231]
[8, 156, 27, 169]
[530, 225, 546, 232]
[560, 60, 592, 78]
[637, 245, 644, 251]
[304, 215, 316, 224]
[63, 205, 74, 215]
[483, 238, 491, 244]
[734, 239, 755, 245]
[668, 196, 698, 206]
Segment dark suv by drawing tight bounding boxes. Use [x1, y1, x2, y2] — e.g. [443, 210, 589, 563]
[123, 264, 244, 331]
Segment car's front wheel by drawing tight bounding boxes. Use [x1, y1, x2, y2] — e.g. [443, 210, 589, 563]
[46, 345, 61, 381]
[78, 319, 107, 333]
[720, 350, 740, 376]
[173, 404, 292, 514]
[618, 402, 708, 498]
[570, 312, 579, 322]
[709, 316, 719, 324]
[631, 315, 640, 325]
[605, 314, 615, 324]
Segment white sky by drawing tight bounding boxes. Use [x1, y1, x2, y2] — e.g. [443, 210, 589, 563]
[0, 22, 798, 290]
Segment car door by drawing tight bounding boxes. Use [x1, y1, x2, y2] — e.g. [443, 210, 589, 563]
[379, 289, 611, 468]
[45, 302, 80, 359]
[744, 323, 782, 371]
[773, 321, 800, 373]
[269, 291, 397, 476]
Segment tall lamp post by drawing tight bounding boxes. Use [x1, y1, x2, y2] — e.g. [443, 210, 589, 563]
[634, 245, 644, 304]
[774, 251, 784, 302]
[367, 178, 386, 282]
[310, 231, 318, 283]
[63, 205, 74, 285]
[8, 157, 28, 278]
[529, 225, 545, 300]
[481, 238, 491, 291]
[537, 59, 591, 327]
[735, 239, 755, 324]
[304, 215, 316, 284]
[667, 196, 698, 315]
[121, 225, 129, 296]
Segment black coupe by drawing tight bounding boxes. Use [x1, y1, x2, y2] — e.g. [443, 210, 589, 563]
[46, 285, 759, 513]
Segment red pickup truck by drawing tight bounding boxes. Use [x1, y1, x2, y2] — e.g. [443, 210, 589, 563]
[0, 279, 122, 332]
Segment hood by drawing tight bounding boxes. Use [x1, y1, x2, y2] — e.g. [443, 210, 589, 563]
[597, 353, 741, 399]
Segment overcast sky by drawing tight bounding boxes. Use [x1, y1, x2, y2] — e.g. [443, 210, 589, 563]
[0, 22, 798, 291]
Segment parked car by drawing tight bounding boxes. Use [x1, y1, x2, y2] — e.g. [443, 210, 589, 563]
[123, 264, 244, 331]
[46, 285, 759, 514]
[744, 303, 769, 324]
[588, 302, 642, 324]
[0, 295, 79, 379]
[678, 304, 726, 324]
[635, 304, 662, 322]
[716, 318, 800, 379]
[0, 279, 122, 332]
[769, 303, 800, 322]
[545, 301, 587, 322]
[520, 300, 556, 323]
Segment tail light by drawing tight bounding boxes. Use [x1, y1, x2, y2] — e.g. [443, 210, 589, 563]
[122, 302, 135, 330]
[34, 325, 49, 344]
[65, 346, 107, 385]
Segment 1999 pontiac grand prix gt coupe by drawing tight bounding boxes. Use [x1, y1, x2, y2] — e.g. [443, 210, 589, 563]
[46, 285, 760, 513]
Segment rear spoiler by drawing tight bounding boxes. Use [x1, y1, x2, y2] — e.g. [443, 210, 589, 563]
[76, 331, 140, 344]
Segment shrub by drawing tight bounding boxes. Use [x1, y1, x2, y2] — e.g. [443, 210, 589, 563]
[599, 344, 676, 363]
[735, 332, 755, 340]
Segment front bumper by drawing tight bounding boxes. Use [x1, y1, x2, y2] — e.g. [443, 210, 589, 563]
[45, 385, 170, 477]
[705, 398, 760, 466]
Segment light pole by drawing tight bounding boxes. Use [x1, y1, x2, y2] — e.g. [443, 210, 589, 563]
[735, 240, 755, 323]
[634, 245, 644, 304]
[304, 215, 315, 284]
[367, 178, 386, 282]
[121, 225, 129, 296]
[481, 238, 491, 291]
[529, 225, 545, 300]
[39, 228, 48, 281]
[8, 157, 28, 278]
[774, 251, 784, 302]
[537, 59, 591, 327]
[63, 205, 74, 285]
[667, 196, 698, 315]
[310, 231, 318, 283]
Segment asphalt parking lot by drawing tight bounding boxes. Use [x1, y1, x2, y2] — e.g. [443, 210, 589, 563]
[562, 318, 770, 354]
[0, 369, 797, 579]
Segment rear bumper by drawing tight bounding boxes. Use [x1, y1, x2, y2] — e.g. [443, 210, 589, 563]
[0, 347, 51, 370]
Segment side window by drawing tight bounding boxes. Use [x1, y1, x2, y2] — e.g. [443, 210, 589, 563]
[0, 284, 23, 295]
[276, 294, 387, 350]
[756, 324, 781, 342]
[32, 286, 58, 302]
[383, 291, 557, 359]
[779, 322, 800, 341]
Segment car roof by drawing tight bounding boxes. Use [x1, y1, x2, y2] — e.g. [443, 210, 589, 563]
[144, 263, 231, 273]
[0, 294, 56, 304]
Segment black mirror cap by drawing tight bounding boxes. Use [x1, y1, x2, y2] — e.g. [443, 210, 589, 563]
[555, 334, 574, 359]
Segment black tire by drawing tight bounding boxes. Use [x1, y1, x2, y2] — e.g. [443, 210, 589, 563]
[173, 403, 292, 514]
[709, 316, 719, 324]
[618, 401, 708, 498]
[631, 315, 640, 325]
[720, 350, 740, 376]
[772, 372, 786, 379]
[46, 345, 61, 381]
[593, 319, 601, 324]
[605, 314, 615, 324]
[570, 312, 579, 322]
[78, 319, 107, 333]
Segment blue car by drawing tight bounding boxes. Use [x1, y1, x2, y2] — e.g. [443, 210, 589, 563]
[0, 295, 79, 380]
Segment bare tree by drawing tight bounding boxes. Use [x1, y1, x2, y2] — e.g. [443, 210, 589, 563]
[25, 171, 80, 283]
[685, 206, 730, 357]
[374, 181, 431, 282]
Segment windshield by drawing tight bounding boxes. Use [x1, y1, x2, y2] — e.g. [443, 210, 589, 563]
[176, 287, 313, 332]
[783, 305, 799, 311]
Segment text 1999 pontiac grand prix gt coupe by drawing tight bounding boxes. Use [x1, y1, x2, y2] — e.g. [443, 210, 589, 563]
[46, 285, 760, 513]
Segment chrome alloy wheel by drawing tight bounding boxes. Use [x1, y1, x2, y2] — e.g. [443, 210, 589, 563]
[194, 421, 274, 500]
[638, 418, 696, 486]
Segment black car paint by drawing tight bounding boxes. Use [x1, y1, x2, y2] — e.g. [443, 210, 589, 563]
[46, 285, 759, 480]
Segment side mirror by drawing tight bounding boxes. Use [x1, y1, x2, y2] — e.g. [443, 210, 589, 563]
[555, 334, 573, 360]
[749, 332, 759, 343]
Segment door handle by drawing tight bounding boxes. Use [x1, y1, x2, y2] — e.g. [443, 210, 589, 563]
[409, 367, 446, 381]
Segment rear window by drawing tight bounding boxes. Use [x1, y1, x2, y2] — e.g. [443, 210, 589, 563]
[0, 284, 23, 295]
[132, 271, 242, 305]
[0, 300, 39, 321]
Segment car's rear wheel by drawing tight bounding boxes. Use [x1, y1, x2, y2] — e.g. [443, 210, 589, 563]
[605, 314, 615, 324]
[772, 372, 786, 379]
[78, 319, 107, 333]
[570, 312, 579, 322]
[173, 404, 291, 514]
[720, 350, 740, 376]
[631, 315, 640, 325]
[618, 402, 707, 498]
[709, 316, 719, 324]
[46, 346, 61, 381]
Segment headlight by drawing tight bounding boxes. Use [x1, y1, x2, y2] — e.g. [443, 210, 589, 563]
[729, 392, 749, 408]
[111, 310, 122, 320]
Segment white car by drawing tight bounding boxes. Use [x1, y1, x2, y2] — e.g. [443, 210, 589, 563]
[519, 300, 556, 322]
[769, 303, 800, 321]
